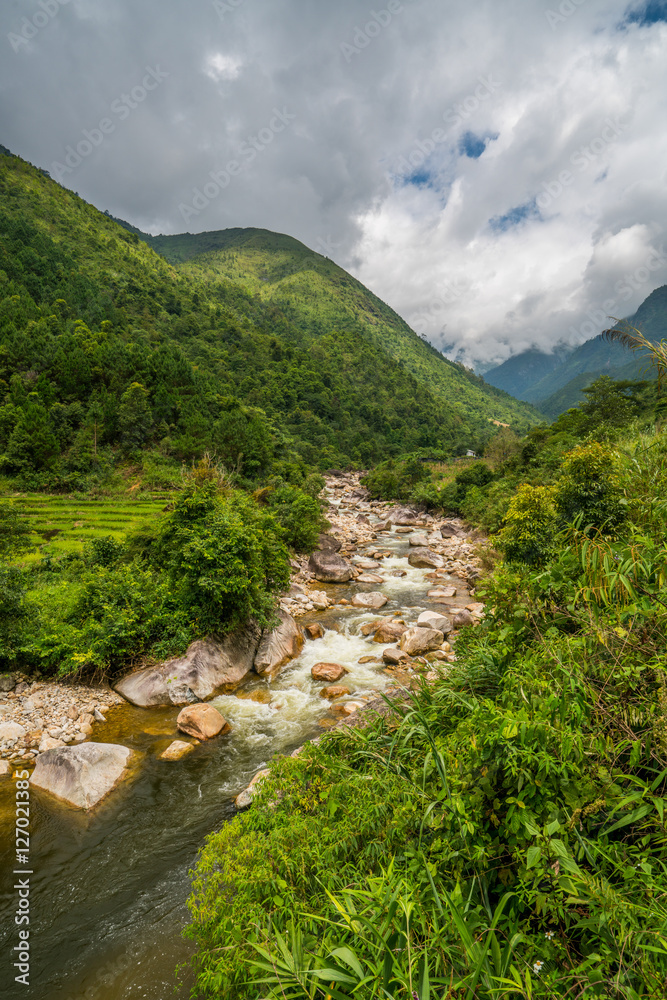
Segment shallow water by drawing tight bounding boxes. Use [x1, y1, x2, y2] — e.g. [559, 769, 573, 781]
[0, 527, 465, 999]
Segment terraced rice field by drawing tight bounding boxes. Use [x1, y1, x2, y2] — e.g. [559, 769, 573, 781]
[3, 493, 174, 563]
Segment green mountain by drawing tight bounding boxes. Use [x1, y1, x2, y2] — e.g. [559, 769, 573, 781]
[0, 151, 539, 490]
[484, 285, 667, 417]
[136, 227, 540, 433]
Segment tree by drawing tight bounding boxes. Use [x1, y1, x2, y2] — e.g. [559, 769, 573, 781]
[118, 382, 152, 452]
[3, 398, 59, 472]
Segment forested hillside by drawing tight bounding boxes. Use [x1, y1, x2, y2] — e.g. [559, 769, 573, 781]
[0, 153, 540, 491]
[138, 226, 539, 434]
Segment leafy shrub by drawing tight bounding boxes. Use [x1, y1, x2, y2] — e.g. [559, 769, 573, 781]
[498, 483, 559, 566]
[154, 480, 290, 633]
[265, 482, 326, 553]
[83, 535, 125, 568]
[554, 442, 626, 534]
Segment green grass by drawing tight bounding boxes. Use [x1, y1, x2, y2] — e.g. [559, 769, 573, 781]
[2, 494, 171, 564]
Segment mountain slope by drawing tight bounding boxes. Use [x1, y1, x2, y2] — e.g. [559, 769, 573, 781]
[483, 346, 573, 398]
[0, 152, 541, 488]
[139, 228, 542, 434]
[483, 284, 667, 415]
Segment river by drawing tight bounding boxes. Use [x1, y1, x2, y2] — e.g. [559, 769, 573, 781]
[0, 523, 471, 1000]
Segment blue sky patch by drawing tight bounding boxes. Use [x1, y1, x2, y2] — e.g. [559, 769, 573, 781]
[622, 0, 667, 26]
[459, 131, 497, 159]
[489, 199, 539, 232]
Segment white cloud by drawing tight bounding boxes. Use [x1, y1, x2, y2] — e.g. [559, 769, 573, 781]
[1, 0, 666, 366]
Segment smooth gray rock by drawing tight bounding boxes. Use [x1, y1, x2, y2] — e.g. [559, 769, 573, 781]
[351, 592, 388, 610]
[0, 674, 16, 693]
[114, 626, 261, 707]
[308, 549, 353, 583]
[0, 721, 26, 742]
[30, 743, 132, 810]
[408, 548, 445, 570]
[254, 611, 304, 680]
[417, 611, 453, 635]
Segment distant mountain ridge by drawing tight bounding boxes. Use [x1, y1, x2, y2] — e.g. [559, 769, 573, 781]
[484, 284, 667, 416]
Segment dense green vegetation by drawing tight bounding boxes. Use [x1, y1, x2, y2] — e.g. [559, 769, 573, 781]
[140, 226, 540, 437]
[0, 460, 326, 677]
[188, 367, 667, 999]
[0, 153, 539, 497]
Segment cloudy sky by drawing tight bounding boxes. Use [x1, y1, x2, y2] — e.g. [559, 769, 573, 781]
[1, 0, 666, 368]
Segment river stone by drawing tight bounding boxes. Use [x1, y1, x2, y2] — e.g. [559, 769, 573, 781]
[39, 735, 66, 752]
[351, 592, 388, 610]
[353, 557, 381, 570]
[428, 586, 457, 599]
[453, 610, 475, 628]
[160, 740, 195, 761]
[356, 573, 384, 584]
[305, 623, 326, 640]
[408, 548, 444, 570]
[417, 611, 453, 635]
[308, 549, 353, 583]
[177, 704, 230, 741]
[320, 685, 351, 700]
[114, 625, 261, 707]
[0, 760, 11, 776]
[389, 507, 420, 526]
[235, 768, 270, 810]
[373, 621, 407, 643]
[30, 743, 132, 810]
[0, 674, 16, 693]
[0, 721, 26, 742]
[312, 662, 348, 683]
[400, 627, 445, 656]
[317, 533, 342, 553]
[382, 646, 410, 665]
[409, 534, 429, 547]
[254, 611, 304, 680]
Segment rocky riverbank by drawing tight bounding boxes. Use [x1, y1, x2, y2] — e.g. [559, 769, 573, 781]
[0, 471, 486, 778]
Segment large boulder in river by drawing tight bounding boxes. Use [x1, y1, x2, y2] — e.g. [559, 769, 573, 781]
[351, 592, 388, 610]
[408, 548, 444, 570]
[30, 743, 133, 810]
[308, 549, 353, 583]
[177, 704, 230, 740]
[114, 626, 261, 707]
[400, 627, 445, 656]
[254, 611, 304, 680]
[389, 507, 421, 526]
